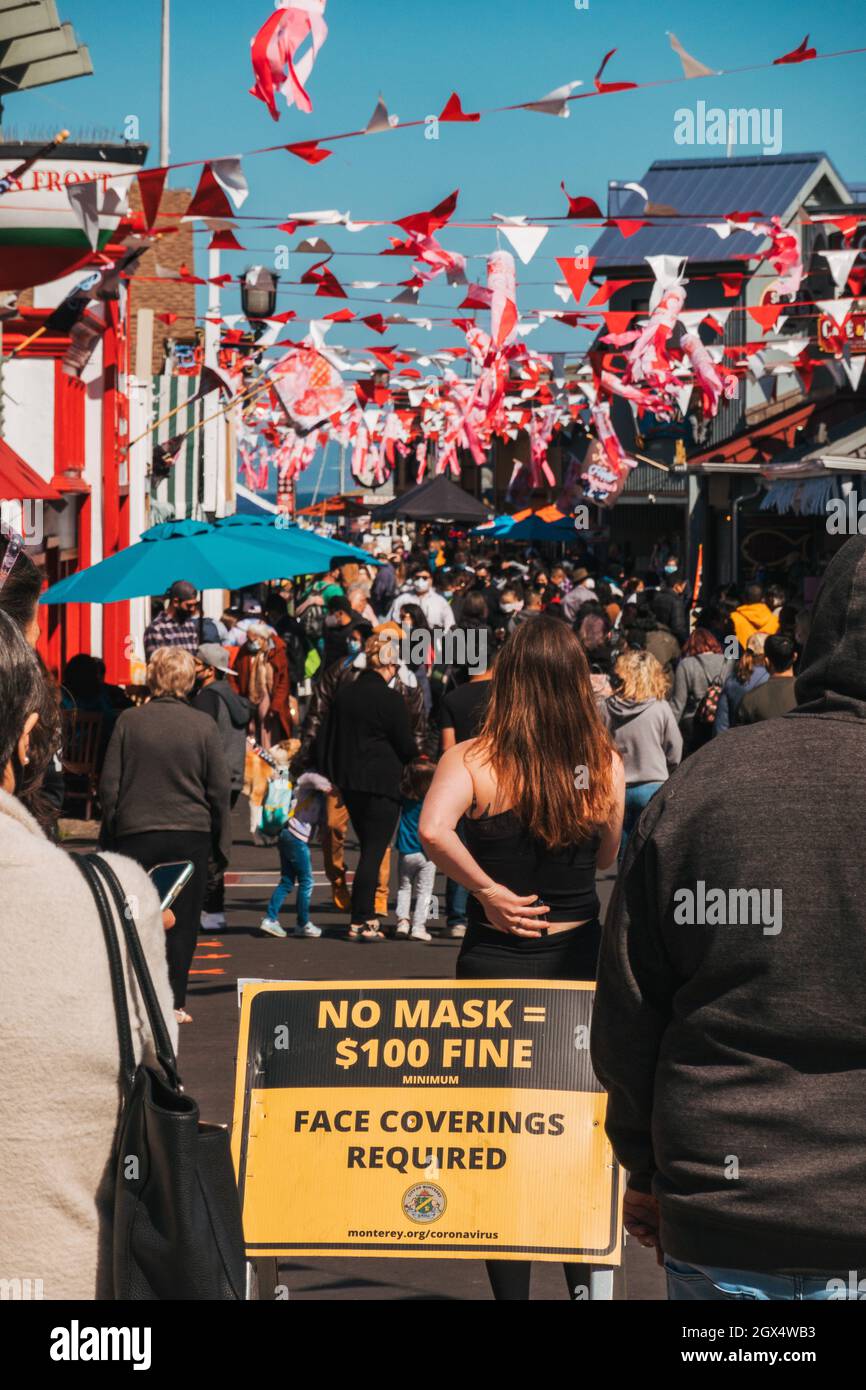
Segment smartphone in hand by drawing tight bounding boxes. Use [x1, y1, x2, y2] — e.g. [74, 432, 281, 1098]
[148, 861, 195, 912]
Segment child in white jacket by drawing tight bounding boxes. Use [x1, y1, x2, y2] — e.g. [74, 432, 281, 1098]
[260, 771, 331, 939]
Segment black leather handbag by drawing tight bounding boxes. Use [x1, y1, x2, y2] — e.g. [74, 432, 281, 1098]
[75, 852, 246, 1301]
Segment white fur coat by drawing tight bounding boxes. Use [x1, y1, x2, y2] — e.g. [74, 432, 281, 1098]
[0, 789, 178, 1300]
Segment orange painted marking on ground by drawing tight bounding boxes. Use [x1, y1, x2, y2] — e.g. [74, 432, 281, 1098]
[188, 968, 226, 976]
[193, 953, 232, 960]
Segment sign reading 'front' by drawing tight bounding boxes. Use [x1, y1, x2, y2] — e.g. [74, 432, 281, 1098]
[232, 981, 623, 1263]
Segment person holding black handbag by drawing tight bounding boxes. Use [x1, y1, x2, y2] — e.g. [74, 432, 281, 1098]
[0, 612, 175, 1298]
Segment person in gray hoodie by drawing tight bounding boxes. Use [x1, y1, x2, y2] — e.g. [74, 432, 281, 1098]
[591, 535, 866, 1299]
[604, 648, 682, 850]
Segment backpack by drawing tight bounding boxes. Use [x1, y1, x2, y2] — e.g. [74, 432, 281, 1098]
[693, 658, 733, 730]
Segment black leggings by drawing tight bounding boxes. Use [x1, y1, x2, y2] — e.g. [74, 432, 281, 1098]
[116, 829, 211, 1009]
[457, 917, 602, 1301]
[341, 790, 400, 923]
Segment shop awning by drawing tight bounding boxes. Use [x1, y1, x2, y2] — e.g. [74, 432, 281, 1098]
[0, 439, 62, 500]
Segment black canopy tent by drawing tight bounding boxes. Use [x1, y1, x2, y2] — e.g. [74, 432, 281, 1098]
[375, 475, 492, 523]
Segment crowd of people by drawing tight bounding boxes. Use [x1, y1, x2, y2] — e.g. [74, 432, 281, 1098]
[2, 516, 863, 1304]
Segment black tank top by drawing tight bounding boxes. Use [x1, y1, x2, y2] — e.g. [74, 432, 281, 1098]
[462, 808, 600, 928]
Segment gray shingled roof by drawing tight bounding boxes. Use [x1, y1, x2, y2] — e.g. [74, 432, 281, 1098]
[590, 153, 849, 269]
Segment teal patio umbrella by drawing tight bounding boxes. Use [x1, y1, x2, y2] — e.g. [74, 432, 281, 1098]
[40, 519, 352, 606]
[211, 513, 378, 565]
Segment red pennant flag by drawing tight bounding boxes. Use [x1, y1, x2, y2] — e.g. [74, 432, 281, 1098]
[720, 273, 744, 298]
[587, 279, 633, 307]
[323, 308, 355, 321]
[556, 255, 597, 303]
[186, 164, 234, 220]
[137, 167, 168, 230]
[561, 183, 602, 219]
[157, 312, 179, 326]
[286, 141, 333, 165]
[208, 229, 245, 251]
[614, 219, 649, 238]
[459, 284, 493, 311]
[602, 311, 635, 335]
[396, 189, 459, 237]
[726, 210, 764, 222]
[594, 48, 637, 93]
[208, 273, 234, 287]
[362, 314, 388, 334]
[370, 348, 398, 369]
[703, 314, 727, 337]
[847, 266, 866, 298]
[773, 34, 817, 66]
[277, 221, 299, 235]
[747, 303, 783, 333]
[178, 263, 206, 284]
[826, 215, 862, 242]
[270, 311, 297, 323]
[439, 92, 481, 122]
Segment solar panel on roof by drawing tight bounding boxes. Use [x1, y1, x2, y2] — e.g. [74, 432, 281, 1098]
[589, 153, 848, 269]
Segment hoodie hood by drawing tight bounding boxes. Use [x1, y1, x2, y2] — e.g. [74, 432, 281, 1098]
[606, 695, 655, 725]
[210, 678, 252, 728]
[794, 536, 866, 717]
[734, 602, 776, 635]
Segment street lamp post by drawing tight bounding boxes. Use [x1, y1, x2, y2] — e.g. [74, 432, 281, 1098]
[160, 0, 170, 166]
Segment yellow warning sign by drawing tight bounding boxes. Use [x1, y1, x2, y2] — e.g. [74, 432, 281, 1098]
[231, 980, 623, 1263]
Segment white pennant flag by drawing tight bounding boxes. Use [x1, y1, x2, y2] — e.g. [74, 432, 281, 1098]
[553, 283, 572, 303]
[365, 95, 399, 134]
[842, 355, 866, 390]
[667, 31, 716, 79]
[675, 384, 694, 416]
[500, 224, 549, 264]
[817, 298, 854, 329]
[67, 181, 100, 250]
[819, 250, 860, 295]
[211, 158, 248, 209]
[523, 80, 583, 117]
[646, 254, 688, 310]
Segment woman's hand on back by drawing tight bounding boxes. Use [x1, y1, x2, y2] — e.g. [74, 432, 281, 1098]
[476, 884, 550, 937]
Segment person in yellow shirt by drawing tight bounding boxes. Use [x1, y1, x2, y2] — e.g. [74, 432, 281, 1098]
[731, 582, 780, 649]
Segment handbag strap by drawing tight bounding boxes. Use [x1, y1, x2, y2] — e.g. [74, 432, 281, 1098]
[73, 853, 137, 1099]
[85, 853, 182, 1093]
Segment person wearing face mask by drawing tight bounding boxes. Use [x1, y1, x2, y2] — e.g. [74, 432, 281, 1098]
[652, 566, 690, 648]
[193, 645, 253, 932]
[390, 567, 456, 631]
[318, 633, 418, 940]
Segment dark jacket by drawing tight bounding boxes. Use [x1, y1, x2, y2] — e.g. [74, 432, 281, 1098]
[651, 586, 689, 646]
[591, 536, 866, 1273]
[293, 654, 426, 776]
[737, 674, 797, 725]
[193, 678, 252, 793]
[320, 668, 417, 800]
[100, 696, 232, 865]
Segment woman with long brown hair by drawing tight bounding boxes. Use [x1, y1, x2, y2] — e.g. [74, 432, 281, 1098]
[420, 616, 624, 1300]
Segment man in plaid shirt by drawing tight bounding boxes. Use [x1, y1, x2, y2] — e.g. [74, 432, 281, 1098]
[143, 580, 220, 660]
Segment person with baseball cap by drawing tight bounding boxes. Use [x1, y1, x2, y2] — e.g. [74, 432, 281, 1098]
[143, 580, 220, 661]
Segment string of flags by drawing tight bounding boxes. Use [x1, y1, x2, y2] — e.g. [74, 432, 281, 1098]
[9, 15, 865, 511]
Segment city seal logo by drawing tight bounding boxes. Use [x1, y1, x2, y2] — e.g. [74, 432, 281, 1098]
[402, 1182, 447, 1224]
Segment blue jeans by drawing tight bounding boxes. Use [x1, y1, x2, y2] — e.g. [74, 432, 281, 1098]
[665, 1257, 863, 1300]
[446, 818, 469, 927]
[446, 878, 468, 928]
[266, 832, 314, 928]
[620, 781, 663, 857]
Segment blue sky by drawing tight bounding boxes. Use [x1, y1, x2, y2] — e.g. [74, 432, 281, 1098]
[8, 1, 866, 494]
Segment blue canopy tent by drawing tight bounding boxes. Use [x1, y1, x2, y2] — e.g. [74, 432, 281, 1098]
[40, 518, 370, 606]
